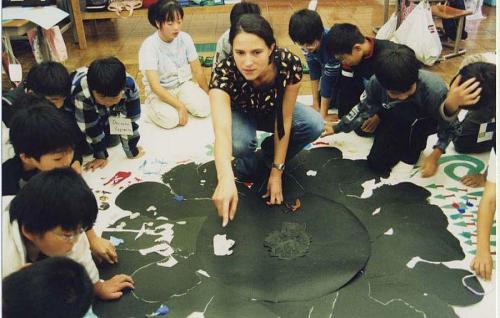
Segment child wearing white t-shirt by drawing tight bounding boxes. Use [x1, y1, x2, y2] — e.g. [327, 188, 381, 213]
[139, 0, 209, 129]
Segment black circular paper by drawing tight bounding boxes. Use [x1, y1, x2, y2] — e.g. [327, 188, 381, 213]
[196, 192, 370, 302]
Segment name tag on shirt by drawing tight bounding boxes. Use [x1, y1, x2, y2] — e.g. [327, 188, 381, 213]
[109, 116, 133, 135]
[477, 120, 495, 143]
[177, 64, 192, 83]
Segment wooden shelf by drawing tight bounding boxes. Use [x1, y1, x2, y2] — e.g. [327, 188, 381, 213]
[70, 0, 231, 49]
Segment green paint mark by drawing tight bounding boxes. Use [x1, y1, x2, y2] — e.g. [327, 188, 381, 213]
[454, 221, 467, 227]
[464, 239, 473, 246]
[449, 214, 462, 220]
[195, 43, 217, 53]
[468, 191, 484, 197]
[491, 241, 496, 247]
[446, 187, 466, 193]
[426, 183, 443, 189]
[493, 226, 496, 235]
[460, 232, 471, 239]
[438, 155, 485, 182]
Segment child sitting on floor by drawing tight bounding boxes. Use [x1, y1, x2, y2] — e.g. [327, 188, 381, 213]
[2, 168, 135, 300]
[139, 0, 210, 129]
[70, 56, 144, 172]
[324, 45, 460, 177]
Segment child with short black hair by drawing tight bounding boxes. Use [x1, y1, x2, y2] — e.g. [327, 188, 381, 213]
[70, 56, 144, 171]
[2, 100, 118, 266]
[2, 257, 95, 318]
[324, 45, 460, 177]
[289, 9, 341, 119]
[325, 23, 400, 126]
[3, 101, 77, 195]
[448, 58, 496, 188]
[139, 0, 210, 129]
[2, 61, 71, 126]
[3, 168, 135, 300]
[214, 1, 261, 66]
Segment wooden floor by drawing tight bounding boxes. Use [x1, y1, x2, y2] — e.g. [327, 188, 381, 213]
[4, 0, 497, 100]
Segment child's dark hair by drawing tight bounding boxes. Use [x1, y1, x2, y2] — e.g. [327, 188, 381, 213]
[9, 102, 75, 160]
[455, 62, 496, 114]
[9, 168, 98, 234]
[230, 2, 261, 26]
[326, 23, 365, 55]
[373, 45, 420, 92]
[148, 0, 184, 28]
[229, 14, 275, 49]
[2, 257, 94, 318]
[87, 57, 126, 97]
[288, 9, 324, 45]
[25, 61, 71, 98]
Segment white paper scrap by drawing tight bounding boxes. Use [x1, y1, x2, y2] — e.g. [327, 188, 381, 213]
[213, 234, 235, 256]
[384, 228, 394, 236]
[139, 243, 172, 256]
[157, 256, 178, 268]
[196, 269, 211, 277]
[372, 208, 381, 215]
[306, 170, 317, 176]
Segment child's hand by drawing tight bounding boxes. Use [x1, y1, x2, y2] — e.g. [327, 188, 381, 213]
[71, 160, 82, 174]
[177, 105, 189, 126]
[84, 158, 108, 172]
[90, 236, 118, 264]
[361, 114, 380, 133]
[460, 173, 486, 188]
[470, 250, 493, 281]
[445, 75, 482, 113]
[95, 274, 135, 300]
[321, 121, 335, 138]
[130, 146, 145, 159]
[420, 154, 439, 178]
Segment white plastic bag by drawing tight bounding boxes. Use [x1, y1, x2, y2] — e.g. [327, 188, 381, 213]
[393, 0, 442, 66]
[375, 13, 397, 40]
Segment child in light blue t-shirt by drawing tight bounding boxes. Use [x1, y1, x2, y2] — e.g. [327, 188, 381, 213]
[139, 0, 210, 129]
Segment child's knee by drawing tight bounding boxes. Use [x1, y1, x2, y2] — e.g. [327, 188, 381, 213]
[147, 103, 179, 129]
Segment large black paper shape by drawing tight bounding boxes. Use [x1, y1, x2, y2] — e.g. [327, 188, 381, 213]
[196, 192, 371, 302]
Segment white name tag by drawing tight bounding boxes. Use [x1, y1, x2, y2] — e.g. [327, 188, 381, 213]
[177, 64, 192, 83]
[109, 116, 133, 135]
[341, 69, 354, 77]
[477, 121, 494, 143]
[8, 64, 22, 82]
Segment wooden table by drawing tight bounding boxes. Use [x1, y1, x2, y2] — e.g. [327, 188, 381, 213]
[2, 19, 45, 62]
[69, 0, 231, 49]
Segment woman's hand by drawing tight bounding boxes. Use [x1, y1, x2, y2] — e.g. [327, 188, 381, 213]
[264, 172, 283, 205]
[212, 177, 238, 227]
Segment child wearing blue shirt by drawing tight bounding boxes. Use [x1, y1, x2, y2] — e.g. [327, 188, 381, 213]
[289, 9, 341, 119]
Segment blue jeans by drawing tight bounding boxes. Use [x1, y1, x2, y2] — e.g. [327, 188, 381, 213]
[232, 102, 324, 177]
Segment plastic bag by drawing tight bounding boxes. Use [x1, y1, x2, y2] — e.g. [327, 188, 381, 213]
[42, 26, 68, 62]
[393, 0, 442, 66]
[375, 13, 397, 40]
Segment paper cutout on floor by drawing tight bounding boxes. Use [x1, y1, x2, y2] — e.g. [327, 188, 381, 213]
[306, 170, 317, 176]
[213, 234, 235, 256]
[109, 236, 124, 247]
[93, 147, 485, 318]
